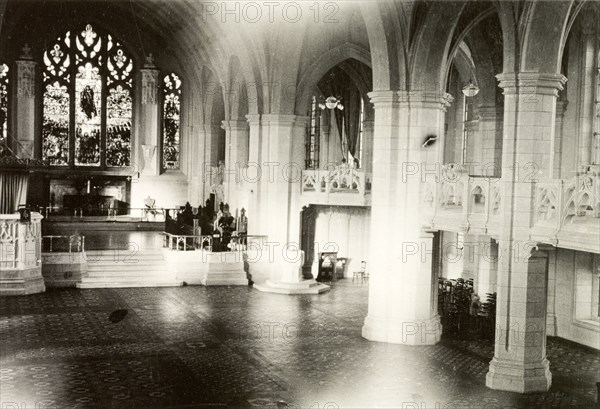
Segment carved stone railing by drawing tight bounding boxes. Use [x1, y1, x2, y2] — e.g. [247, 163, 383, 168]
[0, 213, 43, 269]
[427, 164, 501, 235]
[301, 165, 372, 205]
[429, 164, 599, 251]
[0, 212, 45, 295]
[531, 169, 600, 251]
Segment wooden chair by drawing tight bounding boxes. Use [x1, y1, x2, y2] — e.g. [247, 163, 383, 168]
[353, 261, 367, 283]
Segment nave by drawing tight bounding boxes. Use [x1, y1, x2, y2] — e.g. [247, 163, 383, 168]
[1, 282, 598, 408]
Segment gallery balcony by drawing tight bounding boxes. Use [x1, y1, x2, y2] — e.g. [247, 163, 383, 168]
[301, 165, 372, 207]
[423, 164, 600, 254]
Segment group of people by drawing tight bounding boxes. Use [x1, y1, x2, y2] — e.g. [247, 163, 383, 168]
[165, 200, 248, 252]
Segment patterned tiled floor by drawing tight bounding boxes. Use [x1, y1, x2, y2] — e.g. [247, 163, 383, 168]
[1, 281, 598, 408]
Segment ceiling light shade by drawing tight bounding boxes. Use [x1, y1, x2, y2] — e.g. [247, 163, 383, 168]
[462, 82, 480, 97]
[325, 96, 339, 109]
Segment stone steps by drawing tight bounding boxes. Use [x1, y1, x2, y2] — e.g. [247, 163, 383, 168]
[77, 250, 182, 289]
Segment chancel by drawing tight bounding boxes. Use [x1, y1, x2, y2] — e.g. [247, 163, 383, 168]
[0, 0, 599, 407]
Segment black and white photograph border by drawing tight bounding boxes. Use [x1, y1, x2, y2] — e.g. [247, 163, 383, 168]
[0, 0, 599, 408]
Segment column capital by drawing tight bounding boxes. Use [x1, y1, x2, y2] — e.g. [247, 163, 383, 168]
[496, 72, 567, 97]
[368, 90, 453, 111]
[464, 120, 479, 131]
[261, 114, 308, 127]
[477, 104, 501, 121]
[555, 100, 568, 117]
[246, 113, 261, 126]
[221, 119, 248, 131]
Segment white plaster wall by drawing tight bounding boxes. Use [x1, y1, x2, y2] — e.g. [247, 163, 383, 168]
[310, 206, 370, 277]
[553, 248, 600, 350]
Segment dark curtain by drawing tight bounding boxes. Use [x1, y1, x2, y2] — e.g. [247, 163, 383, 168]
[318, 68, 362, 157]
[0, 171, 29, 213]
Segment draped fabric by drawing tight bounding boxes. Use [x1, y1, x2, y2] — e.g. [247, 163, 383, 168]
[318, 66, 362, 159]
[0, 172, 29, 214]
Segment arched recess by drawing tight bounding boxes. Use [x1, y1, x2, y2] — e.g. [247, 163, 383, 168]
[520, 0, 579, 74]
[358, 1, 401, 91]
[495, 0, 584, 75]
[410, 1, 466, 92]
[226, 56, 250, 121]
[201, 65, 225, 165]
[296, 43, 372, 115]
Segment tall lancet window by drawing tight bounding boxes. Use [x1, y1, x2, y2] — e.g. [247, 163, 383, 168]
[356, 97, 364, 168]
[162, 73, 181, 170]
[0, 64, 8, 144]
[306, 95, 320, 169]
[42, 24, 134, 167]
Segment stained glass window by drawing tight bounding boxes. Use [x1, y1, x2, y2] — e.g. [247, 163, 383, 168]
[42, 24, 134, 167]
[162, 73, 181, 170]
[0, 64, 8, 146]
[306, 95, 320, 169]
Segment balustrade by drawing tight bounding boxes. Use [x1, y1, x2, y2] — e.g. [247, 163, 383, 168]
[42, 235, 85, 253]
[429, 164, 599, 250]
[0, 213, 42, 270]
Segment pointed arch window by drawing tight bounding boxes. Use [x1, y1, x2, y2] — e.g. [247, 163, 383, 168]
[0, 63, 9, 145]
[162, 72, 181, 170]
[42, 24, 134, 167]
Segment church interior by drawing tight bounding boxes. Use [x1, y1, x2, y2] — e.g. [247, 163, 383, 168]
[1, 0, 599, 407]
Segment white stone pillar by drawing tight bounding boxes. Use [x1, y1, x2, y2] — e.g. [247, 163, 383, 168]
[553, 101, 568, 178]
[362, 120, 374, 173]
[361, 90, 452, 345]
[577, 16, 597, 167]
[546, 247, 558, 336]
[222, 119, 249, 209]
[464, 119, 480, 175]
[486, 72, 566, 393]
[139, 57, 160, 176]
[475, 237, 498, 296]
[594, 45, 600, 165]
[11, 44, 36, 158]
[252, 114, 329, 294]
[478, 105, 502, 177]
[319, 109, 330, 168]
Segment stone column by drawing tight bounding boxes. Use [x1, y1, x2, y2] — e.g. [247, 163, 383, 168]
[486, 72, 566, 393]
[11, 44, 36, 158]
[545, 247, 558, 336]
[187, 92, 207, 204]
[361, 90, 452, 345]
[362, 120, 374, 173]
[478, 105, 502, 177]
[246, 114, 263, 235]
[594, 49, 600, 165]
[319, 109, 330, 168]
[553, 101, 568, 178]
[464, 119, 480, 175]
[139, 55, 160, 176]
[475, 237, 498, 296]
[222, 119, 249, 209]
[253, 114, 329, 294]
[577, 15, 597, 167]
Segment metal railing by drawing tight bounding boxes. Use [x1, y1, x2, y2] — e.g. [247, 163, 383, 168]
[42, 234, 86, 253]
[40, 206, 180, 222]
[162, 232, 268, 252]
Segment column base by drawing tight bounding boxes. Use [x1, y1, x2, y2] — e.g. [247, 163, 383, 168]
[486, 357, 552, 393]
[0, 267, 46, 296]
[361, 314, 442, 345]
[253, 279, 330, 295]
